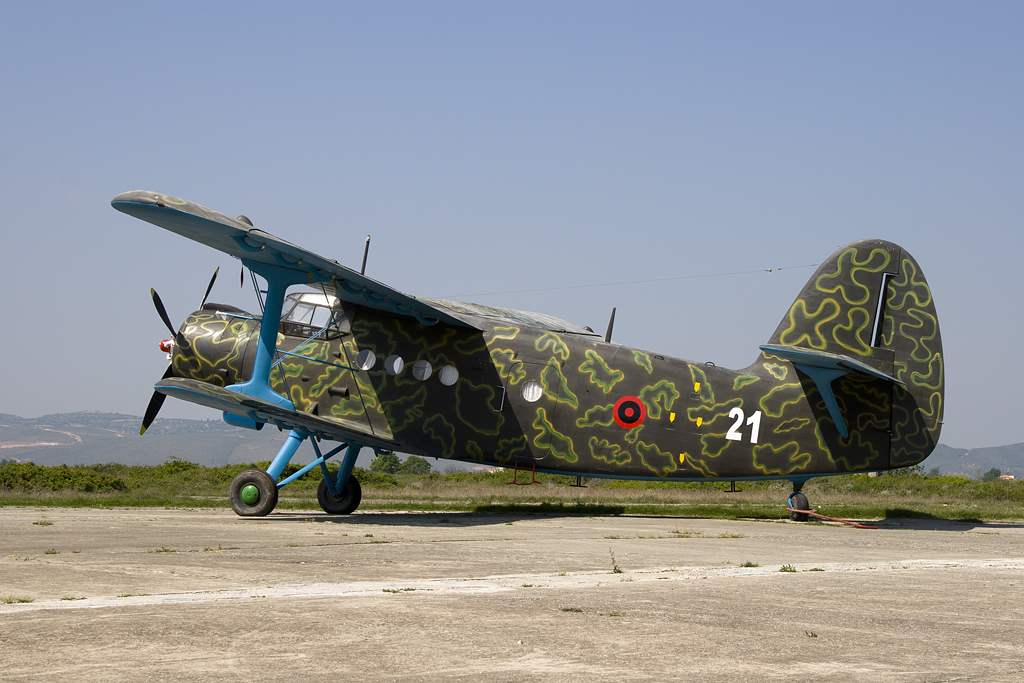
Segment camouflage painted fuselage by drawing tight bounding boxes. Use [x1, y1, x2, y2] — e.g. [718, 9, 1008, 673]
[172, 239, 942, 482]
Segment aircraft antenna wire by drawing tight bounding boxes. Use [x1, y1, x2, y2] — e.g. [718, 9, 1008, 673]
[438, 263, 820, 300]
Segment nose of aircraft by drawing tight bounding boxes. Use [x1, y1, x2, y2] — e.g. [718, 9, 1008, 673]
[140, 268, 220, 435]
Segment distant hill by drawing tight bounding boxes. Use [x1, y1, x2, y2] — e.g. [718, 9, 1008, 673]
[0, 411, 292, 467]
[2, 411, 1021, 477]
[919, 442, 1024, 479]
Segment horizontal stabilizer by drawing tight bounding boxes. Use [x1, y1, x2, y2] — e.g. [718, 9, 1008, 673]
[759, 344, 904, 438]
[112, 191, 474, 329]
[155, 377, 400, 451]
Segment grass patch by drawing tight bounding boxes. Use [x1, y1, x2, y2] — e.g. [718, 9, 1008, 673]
[609, 548, 622, 574]
[779, 564, 797, 573]
[739, 561, 759, 567]
[2, 462, 1021, 522]
[1, 595, 34, 604]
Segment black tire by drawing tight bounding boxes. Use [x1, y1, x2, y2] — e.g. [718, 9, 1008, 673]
[229, 469, 278, 517]
[789, 492, 810, 522]
[317, 475, 362, 515]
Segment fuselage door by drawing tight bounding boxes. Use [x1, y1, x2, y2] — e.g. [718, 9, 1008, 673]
[502, 359, 549, 460]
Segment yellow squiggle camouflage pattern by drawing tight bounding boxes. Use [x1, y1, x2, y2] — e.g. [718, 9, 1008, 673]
[170, 239, 940, 481]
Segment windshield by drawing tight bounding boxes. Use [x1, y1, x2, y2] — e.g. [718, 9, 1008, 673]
[286, 302, 333, 328]
[281, 292, 343, 339]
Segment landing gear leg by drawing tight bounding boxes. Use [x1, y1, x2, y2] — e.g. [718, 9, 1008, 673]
[788, 481, 810, 522]
[316, 443, 362, 515]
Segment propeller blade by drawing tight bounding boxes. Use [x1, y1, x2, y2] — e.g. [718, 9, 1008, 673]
[140, 365, 175, 435]
[139, 391, 166, 436]
[151, 288, 176, 335]
[199, 267, 220, 309]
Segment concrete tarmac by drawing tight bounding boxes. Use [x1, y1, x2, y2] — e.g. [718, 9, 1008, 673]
[1, 507, 1022, 682]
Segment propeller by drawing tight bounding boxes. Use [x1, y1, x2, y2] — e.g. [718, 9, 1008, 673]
[140, 365, 174, 435]
[200, 267, 219, 309]
[140, 268, 220, 435]
[150, 289, 175, 335]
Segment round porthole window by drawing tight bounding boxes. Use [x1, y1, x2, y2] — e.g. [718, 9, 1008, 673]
[384, 355, 405, 376]
[521, 379, 543, 403]
[355, 349, 376, 371]
[411, 360, 433, 381]
[438, 365, 459, 386]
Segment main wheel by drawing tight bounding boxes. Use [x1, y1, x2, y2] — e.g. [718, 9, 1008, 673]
[229, 469, 278, 517]
[317, 475, 362, 515]
[789, 492, 810, 522]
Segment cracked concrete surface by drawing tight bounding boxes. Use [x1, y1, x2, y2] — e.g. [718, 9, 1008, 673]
[1, 508, 1022, 681]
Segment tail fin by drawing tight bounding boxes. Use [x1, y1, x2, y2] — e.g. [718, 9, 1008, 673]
[766, 239, 943, 467]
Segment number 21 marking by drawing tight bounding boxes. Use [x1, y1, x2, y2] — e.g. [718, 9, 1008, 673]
[726, 407, 762, 444]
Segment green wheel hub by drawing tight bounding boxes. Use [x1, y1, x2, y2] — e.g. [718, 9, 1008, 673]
[240, 484, 261, 505]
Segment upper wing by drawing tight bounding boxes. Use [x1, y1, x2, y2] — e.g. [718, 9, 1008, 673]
[111, 191, 474, 329]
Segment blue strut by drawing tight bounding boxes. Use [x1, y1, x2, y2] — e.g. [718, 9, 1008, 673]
[225, 259, 360, 493]
[229, 262, 309, 411]
[271, 437, 361, 492]
[268, 430, 306, 480]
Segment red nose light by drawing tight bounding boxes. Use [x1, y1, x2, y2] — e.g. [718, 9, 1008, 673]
[159, 339, 172, 354]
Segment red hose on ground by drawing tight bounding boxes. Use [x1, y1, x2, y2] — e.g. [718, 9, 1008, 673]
[786, 507, 877, 529]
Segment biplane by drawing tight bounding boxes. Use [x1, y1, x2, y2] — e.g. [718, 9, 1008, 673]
[112, 191, 943, 519]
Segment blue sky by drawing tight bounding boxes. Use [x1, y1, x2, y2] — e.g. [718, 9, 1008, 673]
[1, 1, 1021, 449]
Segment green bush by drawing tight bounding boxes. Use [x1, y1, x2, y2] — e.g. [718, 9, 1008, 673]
[352, 467, 401, 488]
[396, 455, 432, 475]
[0, 462, 126, 493]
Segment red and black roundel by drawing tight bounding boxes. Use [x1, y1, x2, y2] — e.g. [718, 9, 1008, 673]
[613, 396, 646, 429]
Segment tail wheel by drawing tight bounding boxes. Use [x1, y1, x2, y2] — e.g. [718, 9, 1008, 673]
[317, 475, 362, 515]
[789, 492, 810, 522]
[229, 469, 278, 517]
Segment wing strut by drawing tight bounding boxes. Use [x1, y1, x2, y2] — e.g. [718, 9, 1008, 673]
[228, 261, 311, 420]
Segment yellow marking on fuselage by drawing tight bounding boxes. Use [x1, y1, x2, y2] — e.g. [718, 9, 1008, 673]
[670, 412, 676, 423]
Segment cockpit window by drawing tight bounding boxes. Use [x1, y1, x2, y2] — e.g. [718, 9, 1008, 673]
[280, 292, 344, 340]
[286, 302, 332, 328]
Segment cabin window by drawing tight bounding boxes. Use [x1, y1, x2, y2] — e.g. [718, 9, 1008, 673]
[355, 349, 376, 371]
[385, 355, 405, 376]
[438, 365, 459, 386]
[521, 379, 543, 403]
[412, 360, 433, 381]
